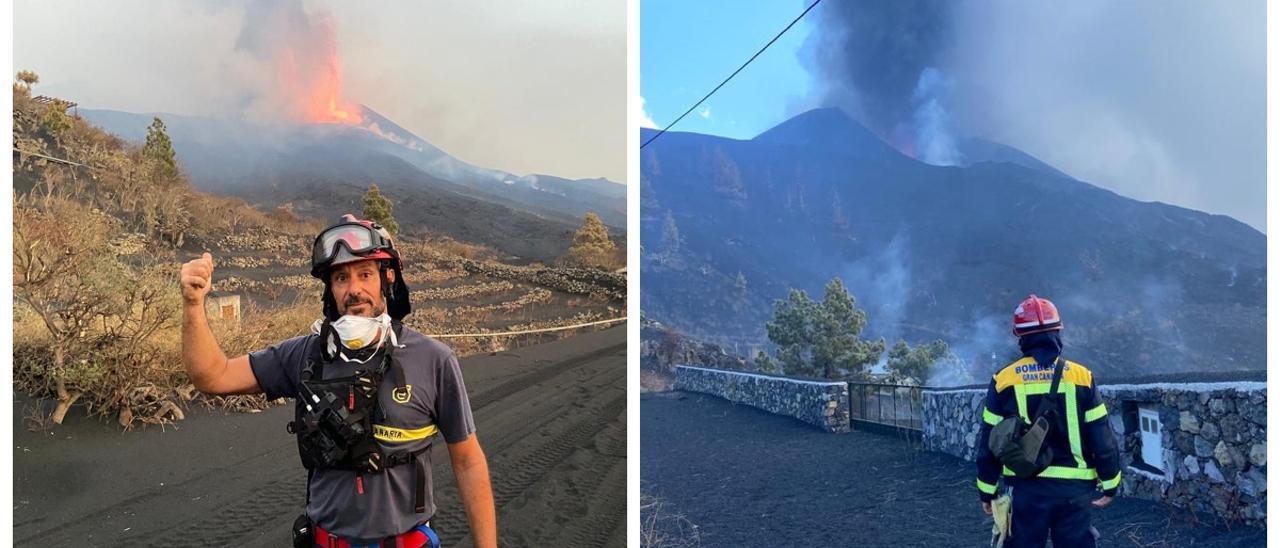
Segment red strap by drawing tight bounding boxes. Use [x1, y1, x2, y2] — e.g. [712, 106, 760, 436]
[397, 528, 427, 547]
[312, 525, 350, 548]
[313, 523, 427, 548]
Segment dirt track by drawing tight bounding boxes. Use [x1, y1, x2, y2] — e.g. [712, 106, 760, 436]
[13, 327, 626, 547]
[641, 392, 1265, 547]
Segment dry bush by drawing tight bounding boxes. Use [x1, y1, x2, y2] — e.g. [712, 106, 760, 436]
[400, 233, 499, 263]
[12, 228, 321, 429]
[641, 491, 702, 548]
[640, 370, 675, 393]
[13, 197, 188, 426]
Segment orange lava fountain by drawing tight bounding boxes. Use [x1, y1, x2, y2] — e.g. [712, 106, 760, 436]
[276, 15, 362, 125]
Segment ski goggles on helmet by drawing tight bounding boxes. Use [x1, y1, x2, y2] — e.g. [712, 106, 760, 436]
[311, 221, 395, 274]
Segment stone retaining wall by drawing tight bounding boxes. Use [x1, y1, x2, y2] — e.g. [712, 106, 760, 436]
[673, 365, 850, 433]
[923, 383, 1267, 526]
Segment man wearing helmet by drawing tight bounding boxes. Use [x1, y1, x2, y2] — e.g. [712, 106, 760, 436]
[975, 295, 1122, 548]
[180, 214, 496, 548]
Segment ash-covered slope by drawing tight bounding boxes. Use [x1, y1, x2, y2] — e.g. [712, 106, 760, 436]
[640, 108, 1265, 378]
[82, 107, 625, 260]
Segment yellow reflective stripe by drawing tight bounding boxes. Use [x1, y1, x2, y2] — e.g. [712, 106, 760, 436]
[1064, 385, 1087, 469]
[1001, 465, 1098, 481]
[983, 408, 1003, 426]
[977, 478, 998, 495]
[1084, 403, 1108, 423]
[1013, 385, 1029, 422]
[1021, 381, 1073, 395]
[373, 423, 439, 443]
[1100, 471, 1122, 490]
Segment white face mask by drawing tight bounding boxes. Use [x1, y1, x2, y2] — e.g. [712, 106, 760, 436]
[331, 313, 391, 350]
[310, 313, 405, 364]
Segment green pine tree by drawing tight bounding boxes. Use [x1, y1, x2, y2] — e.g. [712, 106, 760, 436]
[764, 278, 885, 379]
[362, 183, 399, 236]
[812, 278, 884, 379]
[886, 339, 952, 385]
[142, 117, 179, 182]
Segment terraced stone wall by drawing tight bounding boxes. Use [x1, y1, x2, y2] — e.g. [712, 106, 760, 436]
[922, 383, 1267, 526]
[673, 365, 850, 433]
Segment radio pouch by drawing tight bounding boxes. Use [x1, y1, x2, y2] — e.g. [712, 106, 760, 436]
[987, 357, 1065, 478]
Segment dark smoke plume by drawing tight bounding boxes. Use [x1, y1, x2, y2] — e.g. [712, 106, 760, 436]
[798, 1, 1263, 229]
[802, 1, 956, 161]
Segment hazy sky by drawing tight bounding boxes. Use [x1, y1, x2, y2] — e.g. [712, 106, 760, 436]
[642, 1, 1265, 232]
[14, 0, 626, 183]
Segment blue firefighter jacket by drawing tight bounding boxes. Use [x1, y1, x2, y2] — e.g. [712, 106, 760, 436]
[975, 356, 1123, 502]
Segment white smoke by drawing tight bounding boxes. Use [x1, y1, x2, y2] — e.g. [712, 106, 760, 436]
[911, 67, 963, 166]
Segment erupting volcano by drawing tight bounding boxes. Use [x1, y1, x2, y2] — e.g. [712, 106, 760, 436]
[237, 1, 363, 126]
[298, 62, 360, 125]
[274, 19, 362, 125]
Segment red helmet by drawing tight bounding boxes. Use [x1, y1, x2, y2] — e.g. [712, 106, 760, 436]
[310, 214, 400, 279]
[1012, 294, 1063, 337]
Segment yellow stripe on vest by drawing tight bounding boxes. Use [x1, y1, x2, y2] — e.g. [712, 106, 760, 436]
[1100, 470, 1122, 490]
[374, 423, 439, 443]
[977, 478, 999, 495]
[1084, 403, 1108, 423]
[1002, 465, 1099, 481]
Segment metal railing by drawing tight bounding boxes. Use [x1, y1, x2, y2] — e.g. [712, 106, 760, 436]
[848, 382, 924, 432]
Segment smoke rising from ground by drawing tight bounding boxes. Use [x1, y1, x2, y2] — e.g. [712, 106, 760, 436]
[801, 1, 1263, 230]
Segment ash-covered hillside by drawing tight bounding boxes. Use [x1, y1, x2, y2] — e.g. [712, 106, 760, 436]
[640, 108, 1265, 379]
[82, 106, 625, 262]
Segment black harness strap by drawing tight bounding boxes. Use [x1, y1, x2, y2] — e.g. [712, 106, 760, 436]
[1029, 357, 1066, 423]
[414, 451, 427, 514]
[298, 320, 425, 509]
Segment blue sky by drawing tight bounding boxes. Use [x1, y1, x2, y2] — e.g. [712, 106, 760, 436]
[641, 0, 816, 140]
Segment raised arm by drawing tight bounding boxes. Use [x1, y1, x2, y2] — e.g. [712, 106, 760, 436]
[180, 252, 262, 395]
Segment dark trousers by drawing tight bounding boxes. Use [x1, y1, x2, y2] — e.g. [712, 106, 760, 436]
[1006, 492, 1095, 548]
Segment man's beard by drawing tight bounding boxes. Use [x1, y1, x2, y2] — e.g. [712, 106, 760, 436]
[342, 295, 384, 317]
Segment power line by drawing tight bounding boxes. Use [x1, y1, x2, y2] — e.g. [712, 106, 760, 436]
[640, 0, 823, 149]
[12, 148, 99, 170]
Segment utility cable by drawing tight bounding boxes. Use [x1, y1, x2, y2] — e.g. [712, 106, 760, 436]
[12, 148, 100, 170]
[640, 0, 823, 149]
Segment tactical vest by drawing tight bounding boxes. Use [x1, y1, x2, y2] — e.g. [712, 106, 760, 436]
[287, 322, 431, 512]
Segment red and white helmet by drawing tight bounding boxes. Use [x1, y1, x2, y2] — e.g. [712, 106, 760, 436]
[310, 214, 400, 279]
[1012, 294, 1063, 337]
[311, 214, 412, 321]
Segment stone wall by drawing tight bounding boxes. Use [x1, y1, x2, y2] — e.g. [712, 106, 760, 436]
[922, 383, 1267, 526]
[922, 388, 986, 460]
[673, 365, 850, 433]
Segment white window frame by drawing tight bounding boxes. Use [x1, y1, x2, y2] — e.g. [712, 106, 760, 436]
[1137, 406, 1164, 473]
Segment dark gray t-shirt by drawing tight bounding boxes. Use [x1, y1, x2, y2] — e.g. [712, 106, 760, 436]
[249, 326, 476, 540]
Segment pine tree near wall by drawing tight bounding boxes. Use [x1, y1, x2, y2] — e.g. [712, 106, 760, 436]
[362, 183, 399, 237]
